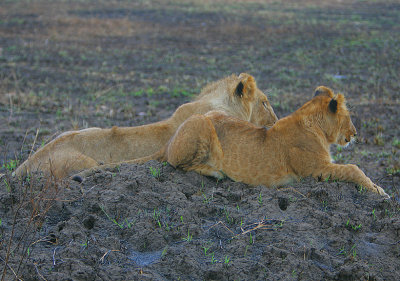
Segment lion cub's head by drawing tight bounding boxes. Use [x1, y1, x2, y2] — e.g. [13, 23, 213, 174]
[237, 73, 278, 128]
[197, 73, 278, 127]
[313, 86, 357, 146]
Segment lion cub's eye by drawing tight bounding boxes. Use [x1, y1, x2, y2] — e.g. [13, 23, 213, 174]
[262, 101, 268, 109]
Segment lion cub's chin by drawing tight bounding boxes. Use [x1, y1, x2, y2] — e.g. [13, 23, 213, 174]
[338, 136, 356, 148]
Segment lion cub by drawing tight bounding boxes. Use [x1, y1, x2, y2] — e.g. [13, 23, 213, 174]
[15, 73, 278, 179]
[142, 86, 389, 198]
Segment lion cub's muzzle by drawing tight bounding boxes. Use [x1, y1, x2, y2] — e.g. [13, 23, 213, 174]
[345, 125, 357, 143]
[345, 132, 357, 143]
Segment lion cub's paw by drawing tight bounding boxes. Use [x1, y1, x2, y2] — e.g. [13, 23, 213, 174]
[373, 184, 390, 199]
[209, 171, 225, 180]
[71, 167, 102, 181]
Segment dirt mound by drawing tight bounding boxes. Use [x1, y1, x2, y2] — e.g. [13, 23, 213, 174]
[0, 160, 399, 280]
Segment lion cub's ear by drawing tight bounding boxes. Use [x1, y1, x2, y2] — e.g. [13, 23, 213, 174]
[314, 86, 334, 98]
[235, 73, 256, 98]
[328, 99, 338, 113]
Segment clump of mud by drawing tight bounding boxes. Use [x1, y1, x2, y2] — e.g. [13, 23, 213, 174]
[0, 161, 399, 280]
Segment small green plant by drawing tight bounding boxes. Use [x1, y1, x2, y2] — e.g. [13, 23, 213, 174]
[346, 219, 362, 231]
[164, 222, 170, 231]
[384, 208, 396, 218]
[161, 247, 168, 257]
[377, 151, 390, 158]
[153, 209, 162, 228]
[249, 233, 254, 244]
[180, 215, 184, 223]
[372, 208, 376, 220]
[274, 219, 285, 229]
[58, 50, 69, 58]
[100, 205, 125, 229]
[374, 134, 384, 146]
[130, 89, 144, 96]
[149, 166, 161, 179]
[321, 200, 328, 211]
[210, 252, 217, 264]
[224, 206, 233, 224]
[1, 160, 19, 172]
[386, 167, 400, 175]
[124, 218, 135, 228]
[202, 245, 210, 256]
[350, 244, 357, 259]
[182, 229, 192, 242]
[146, 87, 155, 97]
[244, 245, 249, 257]
[258, 191, 263, 205]
[338, 246, 346, 256]
[224, 255, 230, 264]
[81, 240, 88, 250]
[339, 243, 359, 259]
[332, 153, 344, 163]
[392, 138, 400, 149]
[3, 178, 11, 193]
[56, 109, 63, 118]
[202, 191, 213, 204]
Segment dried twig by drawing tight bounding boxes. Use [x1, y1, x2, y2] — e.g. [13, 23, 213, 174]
[28, 128, 40, 159]
[1, 183, 27, 281]
[19, 129, 29, 160]
[34, 263, 47, 281]
[0, 257, 21, 281]
[206, 221, 235, 236]
[2, 173, 61, 281]
[53, 247, 59, 266]
[233, 219, 284, 239]
[29, 236, 57, 247]
[277, 186, 306, 198]
[236, 222, 273, 237]
[99, 249, 120, 263]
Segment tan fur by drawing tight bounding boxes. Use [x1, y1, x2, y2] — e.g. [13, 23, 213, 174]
[15, 73, 278, 179]
[137, 86, 389, 198]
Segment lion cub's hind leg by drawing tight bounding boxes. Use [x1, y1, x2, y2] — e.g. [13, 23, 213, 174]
[166, 115, 224, 179]
[47, 151, 99, 179]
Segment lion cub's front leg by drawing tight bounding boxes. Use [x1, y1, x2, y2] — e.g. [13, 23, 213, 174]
[166, 114, 224, 179]
[315, 163, 389, 198]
